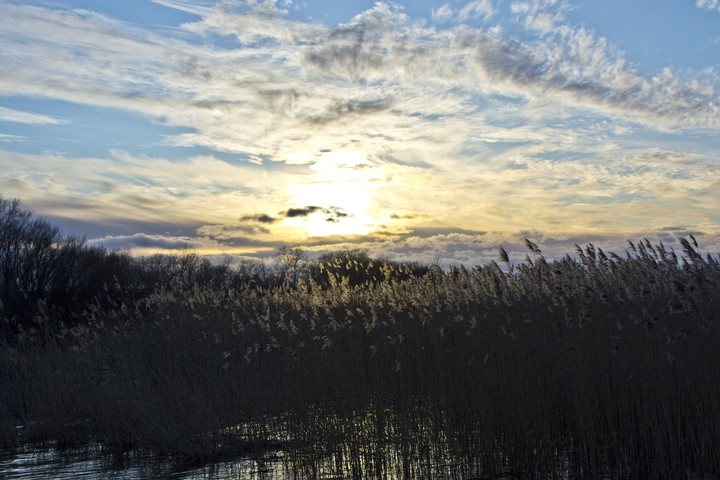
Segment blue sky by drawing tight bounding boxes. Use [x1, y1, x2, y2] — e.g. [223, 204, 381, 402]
[1, 0, 719, 265]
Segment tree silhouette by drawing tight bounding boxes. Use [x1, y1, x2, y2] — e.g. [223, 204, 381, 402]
[275, 245, 307, 287]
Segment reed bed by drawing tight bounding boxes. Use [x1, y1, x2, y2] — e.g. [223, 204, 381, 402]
[1, 238, 719, 479]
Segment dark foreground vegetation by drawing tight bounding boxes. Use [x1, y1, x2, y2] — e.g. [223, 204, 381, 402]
[1, 196, 719, 479]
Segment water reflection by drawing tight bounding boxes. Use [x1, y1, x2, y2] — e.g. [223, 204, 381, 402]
[0, 445, 290, 480]
[0, 412, 494, 480]
[0, 442, 465, 480]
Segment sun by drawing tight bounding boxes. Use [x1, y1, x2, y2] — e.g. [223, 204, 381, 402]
[284, 151, 380, 237]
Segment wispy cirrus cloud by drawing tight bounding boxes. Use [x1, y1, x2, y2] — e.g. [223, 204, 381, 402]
[0, 134, 24, 143]
[149, 0, 216, 16]
[431, 0, 495, 23]
[0, 106, 67, 125]
[457, 0, 495, 22]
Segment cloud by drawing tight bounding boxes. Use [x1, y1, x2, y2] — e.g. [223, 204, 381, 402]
[285, 205, 322, 218]
[284, 205, 349, 223]
[432, 1, 494, 24]
[696, 0, 720, 11]
[90, 233, 201, 251]
[0, 134, 24, 142]
[389, 213, 419, 220]
[301, 3, 410, 82]
[149, 0, 215, 16]
[323, 206, 349, 223]
[432, 4, 454, 23]
[241, 213, 278, 223]
[457, 0, 495, 22]
[511, 0, 571, 34]
[196, 223, 273, 241]
[303, 98, 393, 125]
[458, 28, 717, 129]
[181, 0, 313, 43]
[0, 106, 66, 125]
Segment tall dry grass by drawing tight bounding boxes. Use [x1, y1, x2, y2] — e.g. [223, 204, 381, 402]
[1, 238, 718, 479]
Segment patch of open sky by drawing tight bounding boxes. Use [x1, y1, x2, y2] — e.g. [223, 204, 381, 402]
[292, 0, 382, 25]
[403, 0, 453, 23]
[292, 0, 496, 27]
[565, 0, 720, 73]
[609, 124, 720, 162]
[30, 0, 200, 28]
[198, 31, 247, 50]
[0, 97, 196, 159]
[681, 135, 720, 163]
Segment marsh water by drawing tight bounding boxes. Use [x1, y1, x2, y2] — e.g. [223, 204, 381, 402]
[0, 443, 480, 480]
[0, 443, 475, 480]
[1, 439, 713, 480]
[0, 446, 294, 480]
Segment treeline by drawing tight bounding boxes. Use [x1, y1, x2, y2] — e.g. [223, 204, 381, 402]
[0, 196, 430, 338]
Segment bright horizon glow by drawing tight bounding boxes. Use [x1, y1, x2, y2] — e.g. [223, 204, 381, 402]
[1, 0, 719, 265]
[285, 150, 379, 237]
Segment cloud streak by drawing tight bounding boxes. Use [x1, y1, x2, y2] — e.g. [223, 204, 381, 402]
[149, 0, 215, 16]
[0, 106, 66, 125]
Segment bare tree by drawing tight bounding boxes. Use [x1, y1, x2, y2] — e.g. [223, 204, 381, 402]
[0, 196, 85, 326]
[275, 245, 307, 287]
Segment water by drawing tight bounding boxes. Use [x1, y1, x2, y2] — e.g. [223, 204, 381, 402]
[0, 436, 520, 480]
[0, 445, 292, 480]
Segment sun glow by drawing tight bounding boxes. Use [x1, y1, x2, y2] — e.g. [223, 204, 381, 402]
[285, 151, 380, 237]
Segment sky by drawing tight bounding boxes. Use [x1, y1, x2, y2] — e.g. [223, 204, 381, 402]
[1, 0, 719, 266]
